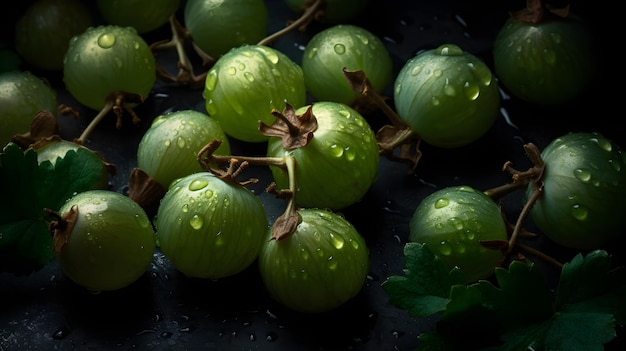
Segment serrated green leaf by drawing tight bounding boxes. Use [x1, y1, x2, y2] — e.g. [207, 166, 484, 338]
[0, 220, 52, 275]
[476, 260, 555, 331]
[0, 142, 109, 275]
[500, 312, 616, 351]
[381, 242, 465, 317]
[35, 148, 107, 210]
[556, 250, 626, 324]
[441, 284, 496, 326]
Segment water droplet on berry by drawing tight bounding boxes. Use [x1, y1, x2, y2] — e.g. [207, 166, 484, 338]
[189, 179, 208, 191]
[333, 43, 346, 55]
[464, 81, 479, 100]
[135, 214, 150, 228]
[330, 144, 344, 157]
[449, 217, 464, 230]
[573, 168, 591, 182]
[330, 233, 344, 249]
[190, 214, 203, 229]
[571, 204, 588, 221]
[434, 198, 449, 208]
[438, 241, 452, 255]
[97, 33, 116, 48]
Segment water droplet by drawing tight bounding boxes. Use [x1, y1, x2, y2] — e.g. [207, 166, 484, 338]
[182, 204, 189, 212]
[464, 81, 480, 100]
[470, 63, 494, 86]
[350, 239, 360, 250]
[344, 148, 356, 161]
[437, 44, 463, 56]
[433, 69, 443, 77]
[449, 217, 464, 230]
[330, 233, 344, 249]
[114, 56, 122, 69]
[549, 31, 562, 44]
[264, 48, 279, 64]
[307, 47, 318, 59]
[244, 72, 255, 82]
[333, 43, 346, 54]
[410, 65, 422, 76]
[438, 241, 452, 256]
[135, 213, 150, 228]
[609, 159, 621, 172]
[466, 231, 475, 240]
[52, 327, 71, 340]
[189, 179, 208, 191]
[570, 204, 588, 221]
[190, 215, 203, 229]
[573, 168, 591, 182]
[97, 33, 116, 48]
[164, 139, 171, 147]
[266, 331, 278, 342]
[327, 256, 338, 270]
[443, 83, 457, 97]
[176, 136, 186, 148]
[431, 96, 441, 106]
[330, 144, 344, 157]
[205, 70, 218, 91]
[434, 198, 449, 208]
[592, 135, 612, 152]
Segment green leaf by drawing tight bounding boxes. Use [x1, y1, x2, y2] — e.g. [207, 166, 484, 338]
[500, 312, 616, 351]
[382, 242, 624, 351]
[381, 242, 465, 317]
[475, 260, 555, 330]
[0, 142, 108, 275]
[556, 250, 626, 324]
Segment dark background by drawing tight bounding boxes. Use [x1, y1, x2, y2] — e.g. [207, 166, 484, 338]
[1, 0, 623, 350]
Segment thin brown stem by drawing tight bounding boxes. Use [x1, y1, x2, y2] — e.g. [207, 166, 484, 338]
[506, 187, 543, 255]
[257, 0, 324, 46]
[75, 101, 114, 145]
[514, 242, 563, 269]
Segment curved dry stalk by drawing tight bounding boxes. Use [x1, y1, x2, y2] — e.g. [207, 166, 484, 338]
[257, 0, 325, 46]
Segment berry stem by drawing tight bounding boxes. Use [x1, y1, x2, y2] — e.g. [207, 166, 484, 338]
[258, 0, 325, 46]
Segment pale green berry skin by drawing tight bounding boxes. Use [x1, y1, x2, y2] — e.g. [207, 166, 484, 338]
[266, 102, 380, 210]
[527, 132, 626, 249]
[137, 110, 231, 189]
[155, 172, 268, 279]
[97, 0, 180, 34]
[302, 24, 393, 105]
[63, 25, 156, 111]
[394, 44, 500, 149]
[55, 190, 156, 292]
[259, 208, 370, 313]
[203, 44, 306, 143]
[493, 17, 594, 105]
[0, 71, 57, 146]
[409, 185, 507, 283]
[184, 0, 268, 57]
